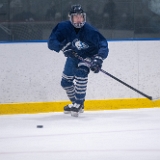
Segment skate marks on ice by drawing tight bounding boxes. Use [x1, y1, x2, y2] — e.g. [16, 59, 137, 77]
[0, 109, 160, 160]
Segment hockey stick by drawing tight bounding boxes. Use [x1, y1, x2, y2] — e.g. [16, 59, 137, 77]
[99, 69, 153, 100]
[61, 42, 153, 100]
[74, 53, 153, 101]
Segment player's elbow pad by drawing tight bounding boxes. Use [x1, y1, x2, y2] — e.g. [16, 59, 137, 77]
[48, 43, 60, 52]
[99, 48, 109, 59]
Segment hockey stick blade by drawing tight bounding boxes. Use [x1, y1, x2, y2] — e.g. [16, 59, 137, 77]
[152, 97, 160, 101]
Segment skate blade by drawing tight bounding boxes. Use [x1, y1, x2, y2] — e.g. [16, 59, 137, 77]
[71, 111, 79, 117]
[80, 109, 84, 113]
[64, 111, 71, 114]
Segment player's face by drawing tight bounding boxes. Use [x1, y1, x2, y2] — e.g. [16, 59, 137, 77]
[72, 14, 84, 23]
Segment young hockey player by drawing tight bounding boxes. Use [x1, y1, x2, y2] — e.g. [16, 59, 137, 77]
[48, 4, 109, 117]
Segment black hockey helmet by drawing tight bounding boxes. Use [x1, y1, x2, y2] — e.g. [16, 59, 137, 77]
[69, 4, 86, 28]
[69, 4, 84, 15]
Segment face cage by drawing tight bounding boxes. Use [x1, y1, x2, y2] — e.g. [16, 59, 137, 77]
[69, 13, 86, 28]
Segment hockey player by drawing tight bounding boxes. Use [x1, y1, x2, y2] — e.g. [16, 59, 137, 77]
[48, 4, 109, 117]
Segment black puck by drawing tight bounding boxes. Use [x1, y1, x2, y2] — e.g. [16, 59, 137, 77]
[37, 125, 43, 128]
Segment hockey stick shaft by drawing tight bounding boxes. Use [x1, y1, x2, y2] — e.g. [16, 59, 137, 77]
[100, 69, 152, 100]
[73, 54, 152, 100]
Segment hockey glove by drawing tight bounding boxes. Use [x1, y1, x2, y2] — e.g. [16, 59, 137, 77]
[63, 43, 77, 58]
[90, 56, 103, 73]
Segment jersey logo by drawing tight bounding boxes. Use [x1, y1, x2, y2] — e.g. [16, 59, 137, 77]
[72, 39, 89, 50]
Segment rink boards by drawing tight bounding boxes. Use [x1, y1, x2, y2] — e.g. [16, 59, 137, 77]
[0, 41, 160, 115]
[0, 98, 160, 115]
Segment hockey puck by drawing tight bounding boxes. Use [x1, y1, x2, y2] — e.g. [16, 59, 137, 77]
[37, 125, 43, 128]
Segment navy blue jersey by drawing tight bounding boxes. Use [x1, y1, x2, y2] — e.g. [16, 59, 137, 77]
[48, 21, 109, 59]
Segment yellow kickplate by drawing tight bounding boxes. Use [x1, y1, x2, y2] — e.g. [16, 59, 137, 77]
[0, 98, 159, 115]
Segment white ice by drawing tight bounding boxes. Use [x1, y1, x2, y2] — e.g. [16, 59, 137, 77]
[0, 108, 160, 160]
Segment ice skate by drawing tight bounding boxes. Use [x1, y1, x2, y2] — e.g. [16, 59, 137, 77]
[64, 104, 73, 114]
[71, 103, 83, 117]
[79, 104, 84, 113]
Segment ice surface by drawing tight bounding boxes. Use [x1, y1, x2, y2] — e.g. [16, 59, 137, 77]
[0, 108, 160, 160]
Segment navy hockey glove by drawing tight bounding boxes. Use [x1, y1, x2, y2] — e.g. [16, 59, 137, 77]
[63, 43, 77, 58]
[90, 56, 103, 73]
